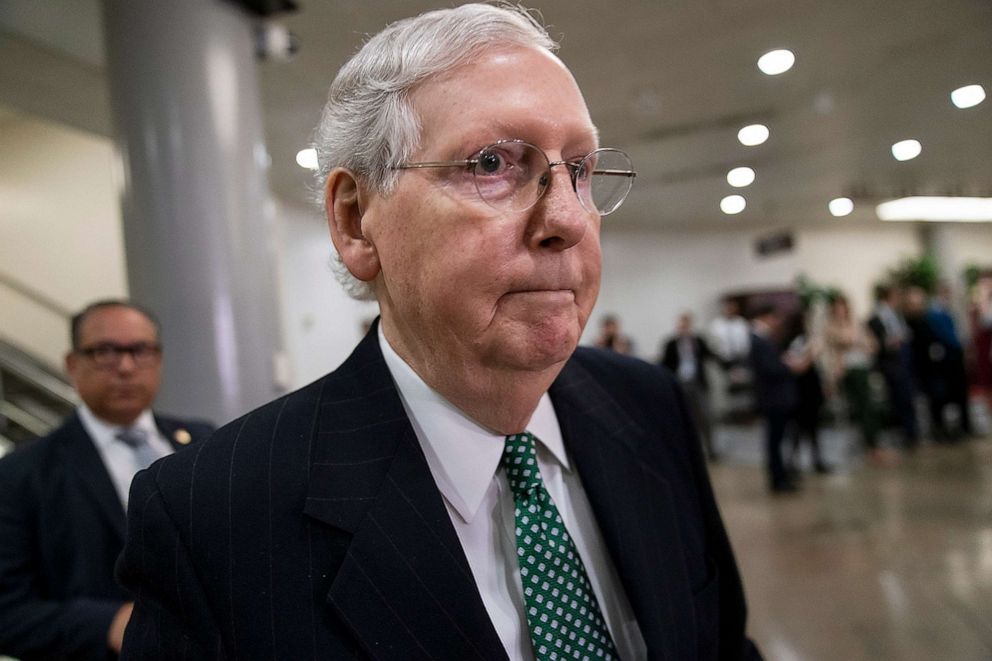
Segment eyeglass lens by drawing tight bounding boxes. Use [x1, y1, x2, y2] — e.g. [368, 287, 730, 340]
[584, 149, 635, 215]
[472, 143, 633, 215]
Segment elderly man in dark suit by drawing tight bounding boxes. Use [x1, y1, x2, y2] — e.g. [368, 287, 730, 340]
[117, 5, 761, 660]
[0, 300, 213, 660]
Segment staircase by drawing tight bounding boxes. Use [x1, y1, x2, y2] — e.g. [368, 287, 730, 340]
[0, 339, 77, 457]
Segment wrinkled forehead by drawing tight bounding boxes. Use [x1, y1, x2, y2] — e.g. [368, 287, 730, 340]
[409, 46, 598, 150]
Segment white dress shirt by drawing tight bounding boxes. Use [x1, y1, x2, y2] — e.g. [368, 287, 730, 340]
[877, 303, 908, 344]
[77, 405, 174, 507]
[708, 315, 751, 361]
[676, 336, 698, 383]
[379, 327, 646, 660]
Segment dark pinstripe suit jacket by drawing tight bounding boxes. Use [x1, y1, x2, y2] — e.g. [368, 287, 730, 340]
[117, 328, 759, 660]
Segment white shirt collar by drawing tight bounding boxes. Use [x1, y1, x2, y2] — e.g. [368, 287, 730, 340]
[78, 404, 157, 448]
[377, 324, 569, 524]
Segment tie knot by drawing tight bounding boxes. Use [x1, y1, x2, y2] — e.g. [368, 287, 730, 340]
[116, 427, 149, 449]
[502, 431, 543, 495]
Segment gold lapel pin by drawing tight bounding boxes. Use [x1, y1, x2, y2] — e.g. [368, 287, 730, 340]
[174, 428, 192, 445]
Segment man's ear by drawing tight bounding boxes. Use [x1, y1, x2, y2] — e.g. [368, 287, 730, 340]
[325, 168, 380, 282]
[65, 351, 79, 385]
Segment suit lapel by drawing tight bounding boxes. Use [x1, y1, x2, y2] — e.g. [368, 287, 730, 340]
[303, 328, 506, 660]
[549, 358, 698, 660]
[154, 416, 193, 452]
[62, 413, 127, 543]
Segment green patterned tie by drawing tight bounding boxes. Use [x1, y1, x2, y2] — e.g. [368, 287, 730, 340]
[502, 432, 619, 661]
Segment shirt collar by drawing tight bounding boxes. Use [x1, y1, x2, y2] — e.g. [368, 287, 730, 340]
[78, 404, 156, 448]
[377, 324, 569, 524]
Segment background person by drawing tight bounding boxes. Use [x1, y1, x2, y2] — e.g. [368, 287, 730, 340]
[927, 283, 975, 439]
[904, 286, 952, 441]
[785, 321, 830, 475]
[867, 284, 920, 450]
[824, 295, 885, 462]
[709, 297, 754, 420]
[594, 313, 633, 355]
[662, 312, 721, 460]
[972, 273, 992, 415]
[0, 300, 213, 660]
[749, 304, 811, 493]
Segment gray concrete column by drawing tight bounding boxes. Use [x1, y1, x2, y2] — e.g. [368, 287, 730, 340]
[103, 0, 284, 425]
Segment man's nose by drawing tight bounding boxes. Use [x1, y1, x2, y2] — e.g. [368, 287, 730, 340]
[527, 165, 594, 251]
[116, 351, 138, 372]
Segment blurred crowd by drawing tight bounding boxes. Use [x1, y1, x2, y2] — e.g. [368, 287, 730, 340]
[594, 272, 992, 492]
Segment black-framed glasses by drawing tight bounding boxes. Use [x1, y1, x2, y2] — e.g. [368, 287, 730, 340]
[77, 342, 162, 368]
[393, 140, 636, 215]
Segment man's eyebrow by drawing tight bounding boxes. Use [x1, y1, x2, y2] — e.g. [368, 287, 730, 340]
[461, 118, 600, 147]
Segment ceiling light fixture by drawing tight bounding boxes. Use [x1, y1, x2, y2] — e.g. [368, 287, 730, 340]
[738, 124, 769, 146]
[877, 197, 992, 222]
[757, 49, 795, 75]
[950, 84, 986, 109]
[721, 195, 747, 215]
[828, 197, 854, 217]
[727, 167, 756, 188]
[295, 148, 318, 170]
[891, 139, 922, 161]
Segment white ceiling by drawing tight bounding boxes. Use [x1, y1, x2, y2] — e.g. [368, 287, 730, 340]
[2, 0, 990, 230]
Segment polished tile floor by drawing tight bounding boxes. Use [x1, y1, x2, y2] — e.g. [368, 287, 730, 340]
[710, 424, 992, 661]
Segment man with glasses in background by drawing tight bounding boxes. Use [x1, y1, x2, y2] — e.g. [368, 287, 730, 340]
[0, 300, 213, 660]
[118, 5, 760, 660]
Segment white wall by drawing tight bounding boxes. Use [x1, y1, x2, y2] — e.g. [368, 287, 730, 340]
[0, 110, 127, 368]
[586, 224, 924, 361]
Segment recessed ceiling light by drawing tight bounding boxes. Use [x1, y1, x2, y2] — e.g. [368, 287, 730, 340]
[727, 167, 755, 188]
[950, 84, 986, 109]
[738, 124, 769, 146]
[296, 148, 318, 170]
[828, 197, 854, 217]
[876, 197, 992, 222]
[757, 49, 795, 75]
[891, 139, 922, 162]
[720, 195, 746, 215]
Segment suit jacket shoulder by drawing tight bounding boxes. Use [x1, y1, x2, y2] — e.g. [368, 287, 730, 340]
[154, 413, 215, 447]
[554, 347, 759, 660]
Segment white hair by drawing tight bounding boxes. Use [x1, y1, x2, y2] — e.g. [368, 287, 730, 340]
[312, 3, 558, 300]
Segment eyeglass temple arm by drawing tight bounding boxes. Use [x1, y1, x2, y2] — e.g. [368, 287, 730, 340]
[552, 160, 635, 178]
[593, 169, 637, 177]
[392, 160, 475, 170]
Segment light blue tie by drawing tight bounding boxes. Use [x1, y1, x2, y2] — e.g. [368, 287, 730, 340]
[116, 427, 157, 471]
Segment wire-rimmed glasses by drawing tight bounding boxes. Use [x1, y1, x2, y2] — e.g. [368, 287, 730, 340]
[393, 140, 636, 216]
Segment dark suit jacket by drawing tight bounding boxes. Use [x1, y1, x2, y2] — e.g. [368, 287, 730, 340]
[0, 411, 213, 660]
[748, 332, 797, 414]
[867, 314, 904, 371]
[661, 335, 718, 390]
[118, 328, 760, 660]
